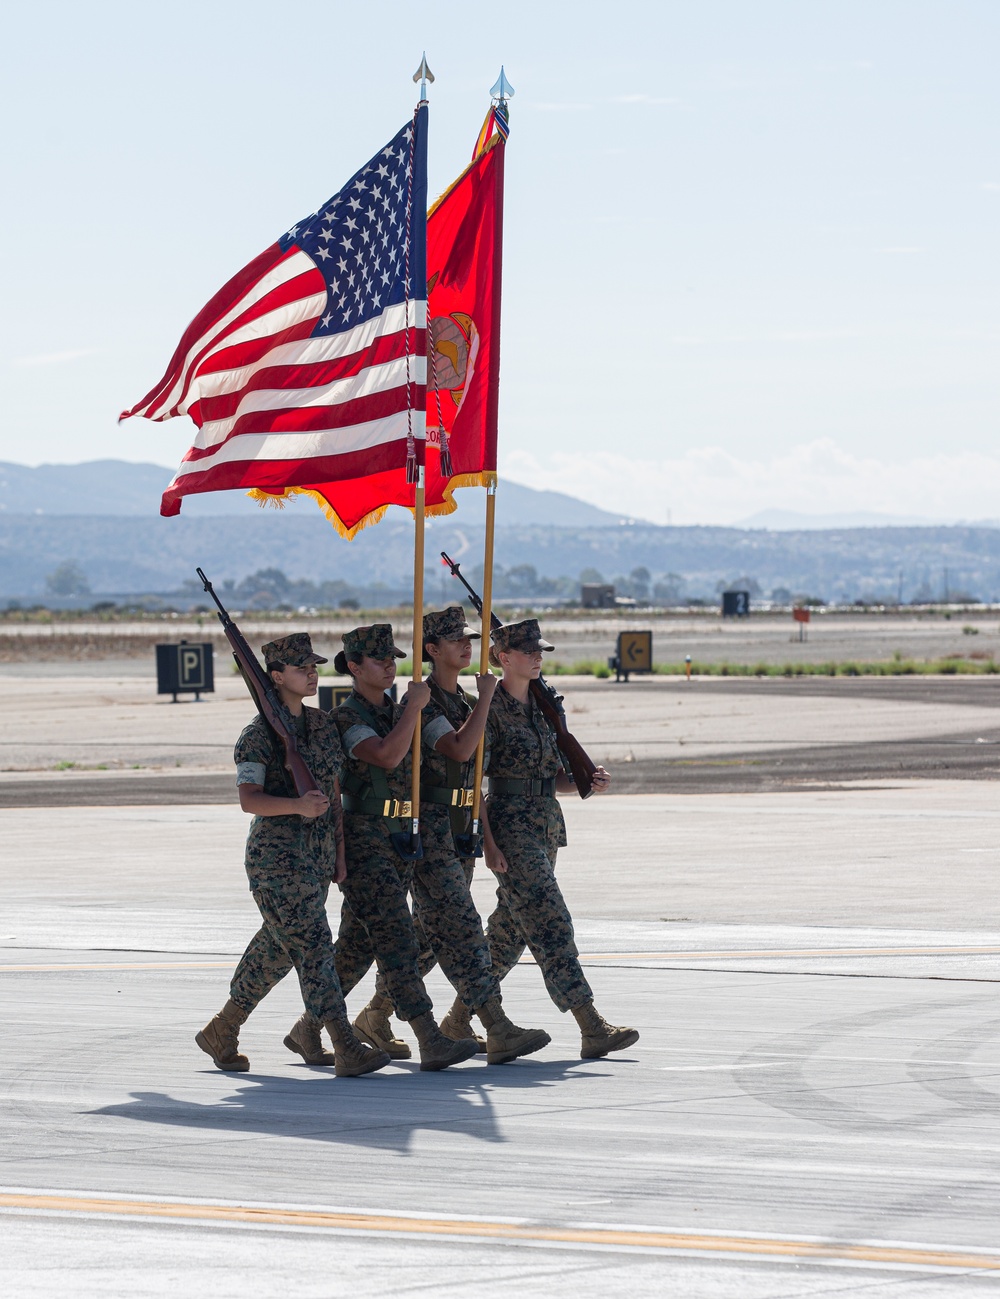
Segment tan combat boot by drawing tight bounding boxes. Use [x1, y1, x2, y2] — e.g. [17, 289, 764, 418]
[195, 999, 249, 1071]
[571, 1001, 640, 1060]
[440, 995, 487, 1053]
[325, 1014, 392, 1078]
[407, 1011, 479, 1072]
[353, 993, 412, 1060]
[283, 1012, 336, 1065]
[477, 997, 551, 1065]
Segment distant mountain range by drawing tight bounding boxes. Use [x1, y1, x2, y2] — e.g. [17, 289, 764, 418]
[0, 460, 636, 528]
[2, 461, 1000, 605]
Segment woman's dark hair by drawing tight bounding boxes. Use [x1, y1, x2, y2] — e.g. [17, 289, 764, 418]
[333, 650, 365, 676]
[422, 636, 440, 665]
[266, 661, 286, 675]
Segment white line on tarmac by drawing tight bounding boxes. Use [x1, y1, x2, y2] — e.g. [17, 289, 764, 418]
[659, 1063, 784, 1072]
[2, 944, 1000, 973]
[642, 1046, 1000, 1068]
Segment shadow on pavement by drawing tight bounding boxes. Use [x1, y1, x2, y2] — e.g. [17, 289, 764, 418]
[88, 1056, 608, 1153]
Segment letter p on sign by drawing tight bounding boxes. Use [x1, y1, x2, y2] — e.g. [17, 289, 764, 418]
[178, 645, 206, 688]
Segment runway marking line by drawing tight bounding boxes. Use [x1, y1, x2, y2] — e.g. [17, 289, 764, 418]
[0, 960, 237, 972]
[580, 945, 1000, 961]
[3, 945, 1000, 973]
[0, 1193, 997, 1270]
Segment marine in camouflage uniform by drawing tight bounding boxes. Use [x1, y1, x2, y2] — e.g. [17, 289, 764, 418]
[484, 619, 640, 1060]
[330, 623, 479, 1072]
[195, 633, 388, 1078]
[352, 607, 550, 1065]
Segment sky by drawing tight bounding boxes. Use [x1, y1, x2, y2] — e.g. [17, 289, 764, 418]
[1, 0, 997, 526]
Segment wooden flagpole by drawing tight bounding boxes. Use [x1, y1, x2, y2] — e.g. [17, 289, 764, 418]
[406, 57, 433, 856]
[466, 72, 511, 852]
[409, 465, 425, 849]
[466, 478, 496, 846]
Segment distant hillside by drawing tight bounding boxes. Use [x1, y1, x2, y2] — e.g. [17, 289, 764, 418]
[735, 508, 944, 530]
[0, 460, 636, 528]
[4, 511, 1000, 605]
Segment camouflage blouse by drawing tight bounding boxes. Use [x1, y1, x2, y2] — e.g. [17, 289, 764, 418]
[484, 682, 567, 851]
[332, 688, 412, 804]
[420, 679, 474, 788]
[234, 707, 344, 889]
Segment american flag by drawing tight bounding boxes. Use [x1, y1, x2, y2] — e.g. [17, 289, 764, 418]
[121, 109, 428, 517]
[275, 112, 506, 540]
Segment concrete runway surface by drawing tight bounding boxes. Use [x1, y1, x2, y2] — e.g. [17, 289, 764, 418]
[3, 673, 1000, 805]
[4, 758, 1000, 1297]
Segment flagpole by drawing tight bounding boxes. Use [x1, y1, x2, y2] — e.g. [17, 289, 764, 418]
[467, 70, 511, 853]
[410, 463, 425, 850]
[466, 478, 496, 846]
[407, 58, 434, 856]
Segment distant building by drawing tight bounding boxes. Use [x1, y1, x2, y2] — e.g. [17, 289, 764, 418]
[581, 583, 617, 609]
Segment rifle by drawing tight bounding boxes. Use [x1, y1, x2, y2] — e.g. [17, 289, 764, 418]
[441, 552, 598, 799]
[196, 567, 320, 799]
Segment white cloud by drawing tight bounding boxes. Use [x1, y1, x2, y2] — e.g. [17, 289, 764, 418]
[11, 348, 98, 367]
[499, 439, 1000, 527]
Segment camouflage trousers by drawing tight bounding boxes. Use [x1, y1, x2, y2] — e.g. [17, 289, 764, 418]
[335, 815, 433, 1021]
[485, 828, 593, 1014]
[372, 806, 495, 1012]
[229, 875, 348, 1025]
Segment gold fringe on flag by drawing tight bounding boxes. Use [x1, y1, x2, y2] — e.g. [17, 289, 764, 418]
[247, 472, 496, 542]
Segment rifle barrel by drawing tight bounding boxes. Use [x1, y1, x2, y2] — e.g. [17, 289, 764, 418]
[196, 568, 231, 622]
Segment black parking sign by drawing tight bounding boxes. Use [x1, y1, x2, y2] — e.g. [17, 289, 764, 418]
[319, 685, 355, 712]
[156, 641, 215, 702]
[319, 683, 397, 711]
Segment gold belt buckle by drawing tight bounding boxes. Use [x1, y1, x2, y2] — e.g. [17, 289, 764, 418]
[382, 798, 413, 818]
[459, 788, 475, 808]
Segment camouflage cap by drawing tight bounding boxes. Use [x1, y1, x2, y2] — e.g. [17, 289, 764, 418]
[342, 623, 406, 661]
[490, 619, 555, 654]
[261, 632, 328, 667]
[424, 606, 481, 643]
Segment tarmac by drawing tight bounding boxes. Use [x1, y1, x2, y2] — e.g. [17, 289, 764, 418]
[3, 671, 1000, 803]
[3, 674, 1000, 1295]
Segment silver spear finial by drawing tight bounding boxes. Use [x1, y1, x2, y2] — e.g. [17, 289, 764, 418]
[413, 53, 435, 102]
[490, 66, 515, 104]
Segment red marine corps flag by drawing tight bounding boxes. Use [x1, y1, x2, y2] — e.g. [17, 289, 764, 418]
[254, 99, 507, 538]
[120, 110, 429, 515]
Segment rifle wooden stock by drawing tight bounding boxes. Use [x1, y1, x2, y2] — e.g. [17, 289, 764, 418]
[530, 693, 597, 799]
[440, 551, 598, 800]
[197, 568, 319, 799]
[233, 663, 318, 798]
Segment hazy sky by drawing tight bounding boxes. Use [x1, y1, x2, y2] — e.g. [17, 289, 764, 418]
[1, 1, 997, 525]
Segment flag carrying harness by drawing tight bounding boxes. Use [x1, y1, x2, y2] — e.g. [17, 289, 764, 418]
[338, 694, 414, 834]
[421, 677, 475, 835]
